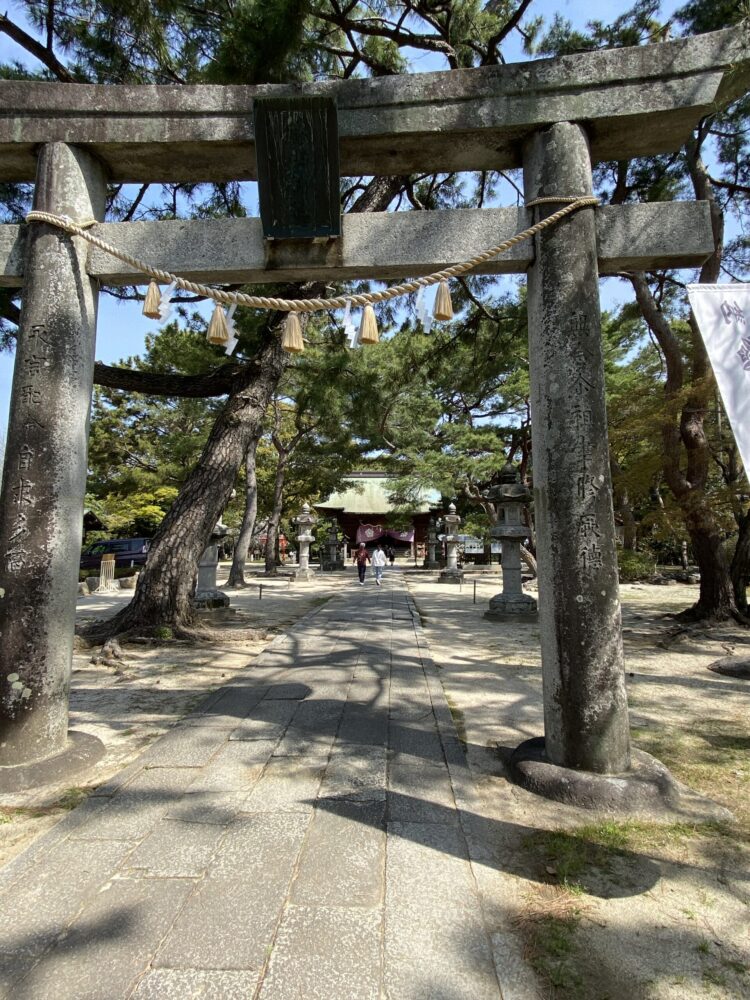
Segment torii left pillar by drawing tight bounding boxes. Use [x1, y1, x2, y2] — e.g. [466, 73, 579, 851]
[0, 143, 106, 770]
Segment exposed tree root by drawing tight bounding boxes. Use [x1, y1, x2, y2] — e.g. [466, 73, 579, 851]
[658, 607, 750, 649]
[89, 638, 128, 668]
[76, 613, 200, 645]
[77, 614, 269, 651]
[671, 603, 750, 628]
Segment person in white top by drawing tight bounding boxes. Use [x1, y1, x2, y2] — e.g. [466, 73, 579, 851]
[371, 542, 387, 586]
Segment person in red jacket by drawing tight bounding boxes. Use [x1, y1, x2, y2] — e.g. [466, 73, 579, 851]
[353, 542, 371, 584]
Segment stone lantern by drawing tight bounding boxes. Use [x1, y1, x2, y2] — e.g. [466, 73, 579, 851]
[322, 518, 344, 571]
[293, 502, 316, 581]
[438, 503, 464, 584]
[423, 515, 440, 569]
[194, 520, 230, 609]
[484, 463, 537, 621]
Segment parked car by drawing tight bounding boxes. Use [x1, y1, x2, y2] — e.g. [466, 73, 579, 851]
[80, 538, 151, 570]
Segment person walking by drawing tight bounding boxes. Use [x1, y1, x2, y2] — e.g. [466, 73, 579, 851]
[387, 545, 395, 567]
[353, 542, 371, 585]
[372, 542, 387, 586]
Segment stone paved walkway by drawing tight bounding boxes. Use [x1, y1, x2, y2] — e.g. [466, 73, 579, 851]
[0, 576, 510, 1000]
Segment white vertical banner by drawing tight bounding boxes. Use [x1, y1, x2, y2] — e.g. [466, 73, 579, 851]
[687, 283, 750, 477]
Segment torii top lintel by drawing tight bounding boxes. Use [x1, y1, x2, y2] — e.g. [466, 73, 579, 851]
[0, 25, 746, 184]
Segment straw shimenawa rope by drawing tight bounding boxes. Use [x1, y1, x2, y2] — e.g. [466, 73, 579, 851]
[25, 196, 598, 313]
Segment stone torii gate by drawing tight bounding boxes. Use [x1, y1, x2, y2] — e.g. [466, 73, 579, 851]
[0, 27, 747, 789]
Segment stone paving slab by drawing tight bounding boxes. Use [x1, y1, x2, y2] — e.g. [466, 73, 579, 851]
[70, 766, 198, 841]
[291, 798, 386, 907]
[152, 879, 286, 974]
[183, 740, 275, 793]
[165, 788, 245, 826]
[227, 697, 299, 741]
[384, 822, 502, 1000]
[16, 877, 194, 1000]
[0, 576, 513, 999]
[0, 838, 136, 961]
[242, 757, 327, 813]
[388, 764, 461, 826]
[131, 969, 259, 1000]
[258, 904, 382, 1000]
[122, 818, 226, 877]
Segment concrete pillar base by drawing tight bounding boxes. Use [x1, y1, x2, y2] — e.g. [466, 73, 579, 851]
[0, 731, 105, 793]
[437, 569, 464, 584]
[503, 737, 732, 819]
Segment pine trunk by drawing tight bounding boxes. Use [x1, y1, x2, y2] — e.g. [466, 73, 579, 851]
[682, 503, 737, 621]
[621, 495, 637, 550]
[264, 452, 289, 575]
[101, 334, 285, 635]
[227, 438, 259, 587]
[520, 544, 538, 577]
[730, 509, 750, 614]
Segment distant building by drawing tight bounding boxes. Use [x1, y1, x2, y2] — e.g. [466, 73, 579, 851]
[82, 508, 106, 539]
[316, 471, 443, 561]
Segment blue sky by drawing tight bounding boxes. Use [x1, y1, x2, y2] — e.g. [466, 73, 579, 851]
[0, 0, 699, 444]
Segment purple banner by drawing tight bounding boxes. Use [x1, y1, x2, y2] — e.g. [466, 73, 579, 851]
[356, 524, 414, 544]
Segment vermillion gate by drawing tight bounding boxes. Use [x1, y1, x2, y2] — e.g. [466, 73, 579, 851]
[0, 27, 747, 778]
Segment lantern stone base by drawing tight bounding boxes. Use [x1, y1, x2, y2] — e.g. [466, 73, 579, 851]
[290, 568, 316, 581]
[423, 560, 441, 569]
[503, 736, 732, 819]
[193, 588, 230, 609]
[485, 593, 538, 622]
[321, 561, 345, 571]
[0, 731, 105, 793]
[438, 568, 464, 584]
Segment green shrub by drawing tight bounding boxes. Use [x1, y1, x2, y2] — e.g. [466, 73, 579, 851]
[617, 549, 656, 582]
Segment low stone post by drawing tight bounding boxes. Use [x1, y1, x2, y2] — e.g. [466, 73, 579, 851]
[484, 463, 538, 621]
[521, 122, 630, 775]
[194, 522, 229, 609]
[438, 504, 464, 584]
[423, 517, 440, 569]
[293, 503, 316, 581]
[0, 143, 106, 769]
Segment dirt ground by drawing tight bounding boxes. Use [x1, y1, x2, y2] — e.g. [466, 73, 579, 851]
[406, 572, 750, 1000]
[1, 565, 748, 999]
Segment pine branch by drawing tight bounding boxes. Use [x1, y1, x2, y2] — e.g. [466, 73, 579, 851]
[93, 360, 247, 398]
[482, 0, 534, 65]
[316, 6, 457, 62]
[0, 13, 75, 81]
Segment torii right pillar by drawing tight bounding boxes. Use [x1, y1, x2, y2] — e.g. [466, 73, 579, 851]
[522, 122, 631, 777]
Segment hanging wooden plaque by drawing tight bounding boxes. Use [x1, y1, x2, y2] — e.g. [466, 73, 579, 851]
[254, 95, 341, 240]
